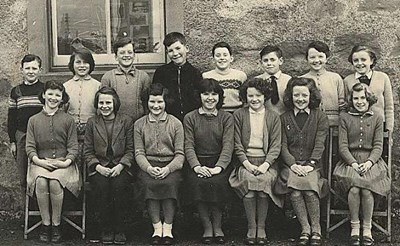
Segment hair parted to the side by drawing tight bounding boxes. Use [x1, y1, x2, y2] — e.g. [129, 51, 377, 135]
[239, 77, 272, 103]
[68, 48, 95, 75]
[140, 83, 169, 111]
[212, 41, 232, 56]
[39, 80, 69, 105]
[348, 82, 378, 110]
[94, 86, 121, 113]
[113, 37, 134, 55]
[348, 45, 377, 68]
[21, 54, 42, 68]
[195, 78, 225, 110]
[163, 32, 187, 47]
[306, 41, 331, 59]
[259, 45, 283, 60]
[283, 77, 321, 109]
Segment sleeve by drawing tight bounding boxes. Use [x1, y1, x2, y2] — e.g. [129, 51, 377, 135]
[264, 113, 281, 165]
[233, 111, 248, 165]
[152, 67, 163, 85]
[215, 113, 234, 170]
[134, 119, 152, 172]
[25, 118, 38, 160]
[65, 117, 79, 162]
[166, 120, 185, 172]
[83, 118, 101, 174]
[100, 70, 112, 87]
[310, 112, 329, 166]
[367, 116, 383, 164]
[118, 117, 134, 168]
[280, 117, 297, 167]
[7, 88, 17, 143]
[337, 75, 347, 112]
[183, 114, 201, 168]
[338, 116, 357, 165]
[383, 73, 394, 132]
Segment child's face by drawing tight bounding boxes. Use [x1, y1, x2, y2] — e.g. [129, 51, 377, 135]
[260, 52, 283, 75]
[43, 88, 63, 110]
[148, 95, 166, 117]
[200, 91, 219, 111]
[352, 90, 369, 113]
[166, 41, 188, 66]
[292, 85, 310, 111]
[98, 94, 115, 119]
[73, 55, 90, 77]
[115, 43, 135, 68]
[213, 47, 233, 70]
[352, 51, 373, 75]
[247, 87, 265, 112]
[21, 60, 41, 83]
[307, 48, 327, 72]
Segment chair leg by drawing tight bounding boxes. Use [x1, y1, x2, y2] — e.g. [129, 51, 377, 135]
[24, 193, 29, 240]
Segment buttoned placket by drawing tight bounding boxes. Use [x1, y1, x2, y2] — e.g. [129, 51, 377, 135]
[358, 116, 364, 148]
[50, 115, 56, 158]
[315, 73, 324, 111]
[177, 67, 183, 115]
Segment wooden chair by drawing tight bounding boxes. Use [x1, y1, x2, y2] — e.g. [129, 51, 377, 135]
[326, 127, 392, 242]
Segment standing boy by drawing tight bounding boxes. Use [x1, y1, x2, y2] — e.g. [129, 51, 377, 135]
[101, 37, 151, 122]
[8, 54, 44, 188]
[255, 45, 292, 115]
[152, 32, 202, 121]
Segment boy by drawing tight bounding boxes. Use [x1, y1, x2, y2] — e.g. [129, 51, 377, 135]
[101, 37, 151, 122]
[255, 45, 291, 115]
[152, 32, 202, 121]
[7, 54, 44, 188]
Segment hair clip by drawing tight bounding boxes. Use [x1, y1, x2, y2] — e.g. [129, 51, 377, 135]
[287, 125, 290, 130]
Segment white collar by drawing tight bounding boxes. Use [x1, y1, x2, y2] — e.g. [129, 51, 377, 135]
[294, 108, 310, 116]
[355, 70, 373, 79]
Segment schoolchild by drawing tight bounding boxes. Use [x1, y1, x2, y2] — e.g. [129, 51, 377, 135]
[184, 79, 234, 244]
[333, 83, 391, 246]
[7, 54, 44, 188]
[343, 45, 394, 132]
[26, 80, 80, 243]
[301, 41, 346, 127]
[202, 41, 247, 112]
[101, 37, 151, 122]
[152, 32, 202, 121]
[229, 78, 283, 245]
[274, 77, 329, 246]
[255, 45, 292, 115]
[134, 83, 184, 245]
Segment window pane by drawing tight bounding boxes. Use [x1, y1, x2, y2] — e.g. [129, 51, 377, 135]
[55, 0, 107, 55]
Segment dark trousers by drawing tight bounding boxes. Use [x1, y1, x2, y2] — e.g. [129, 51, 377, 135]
[90, 171, 130, 233]
[15, 130, 28, 188]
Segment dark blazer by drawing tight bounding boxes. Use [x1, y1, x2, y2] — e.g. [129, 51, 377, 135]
[84, 113, 134, 176]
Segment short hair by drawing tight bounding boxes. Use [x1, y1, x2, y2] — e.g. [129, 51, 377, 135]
[306, 41, 331, 59]
[347, 45, 377, 68]
[212, 41, 232, 56]
[141, 83, 169, 111]
[68, 48, 95, 75]
[239, 78, 272, 103]
[113, 37, 134, 55]
[163, 32, 187, 47]
[21, 54, 42, 68]
[196, 78, 224, 110]
[94, 86, 121, 113]
[259, 45, 283, 59]
[348, 83, 378, 110]
[283, 77, 321, 109]
[39, 80, 69, 105]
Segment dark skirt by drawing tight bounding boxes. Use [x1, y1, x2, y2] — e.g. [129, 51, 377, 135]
[229, 156, 283, 208]
[184, 156, 233, 204]
[274, 161, 328, 199]
[333, 150, 391, 197]
[137, 160, 182, 201]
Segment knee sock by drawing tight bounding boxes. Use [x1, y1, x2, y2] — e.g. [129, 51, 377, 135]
[256, 196, 269, 238]
[304, 192, 321, 234]
[35, 191, 51, 226]
[243, 197, 257, 238]
[211, 205, 224, 236]
[152, 221, 162, 237]
[350, 220, 360, 236]
[290, 192, 311, 234]
[147, 200, 161, 224]
[161, 199, 175, 224]
[198, 203, 213, 237]
[162, 222, 173, 238]
[50, 190, 64, 226]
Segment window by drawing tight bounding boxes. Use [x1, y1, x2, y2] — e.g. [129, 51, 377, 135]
[51, 0, 165, 66]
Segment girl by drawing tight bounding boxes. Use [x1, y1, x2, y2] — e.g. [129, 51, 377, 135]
[134, 83, 184, 245]
[301, 41, 346, 127]
[333, 83, 391, 246]
[344, 45, 394, 133]
[26, 80, 80, 243]
[202, 41, 247, 112]
[274, 77, 329, 246]
[84, 87, 133, 245]
[229, 78, 283, 245]
[184, 79, 234, 244]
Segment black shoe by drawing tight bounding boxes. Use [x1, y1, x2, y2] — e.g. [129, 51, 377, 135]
[244, 237, 256, 245]
[114, 232, 127, 245]
[257, 237, 268, 245]
[51, 225, 62, 243]
[39, 225, 51, 242]
[362, 236, 374, 246]
[102, 231, 114, 245]
[297, 233, 310, 246]
[310, 232, 321, 246]
[349, 235, 361, 246]
[163, 236, 174, 245]
[201, 236, 213, 244]
[151, 235, 162, 245]
[215, 236, 225, 244]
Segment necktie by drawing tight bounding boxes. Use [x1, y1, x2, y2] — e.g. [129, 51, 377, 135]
[358, 75, 371, 86]
[295, 111, 308, 129]
[270, 76, 279, 105]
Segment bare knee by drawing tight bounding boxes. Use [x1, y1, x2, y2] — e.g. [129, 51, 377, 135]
[361, 189, 373, 198]
[257, 192, 268, 198]
[49, 180, 63, 194]
[291, 190, 302, 198]
[349, 187, 360, 196]
[35, 177, 49, 192]
[244, 191, 256, 198]
[304, 190, 317, 197]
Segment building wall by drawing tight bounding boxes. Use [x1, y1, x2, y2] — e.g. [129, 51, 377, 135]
[0, 0, 399, 210]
